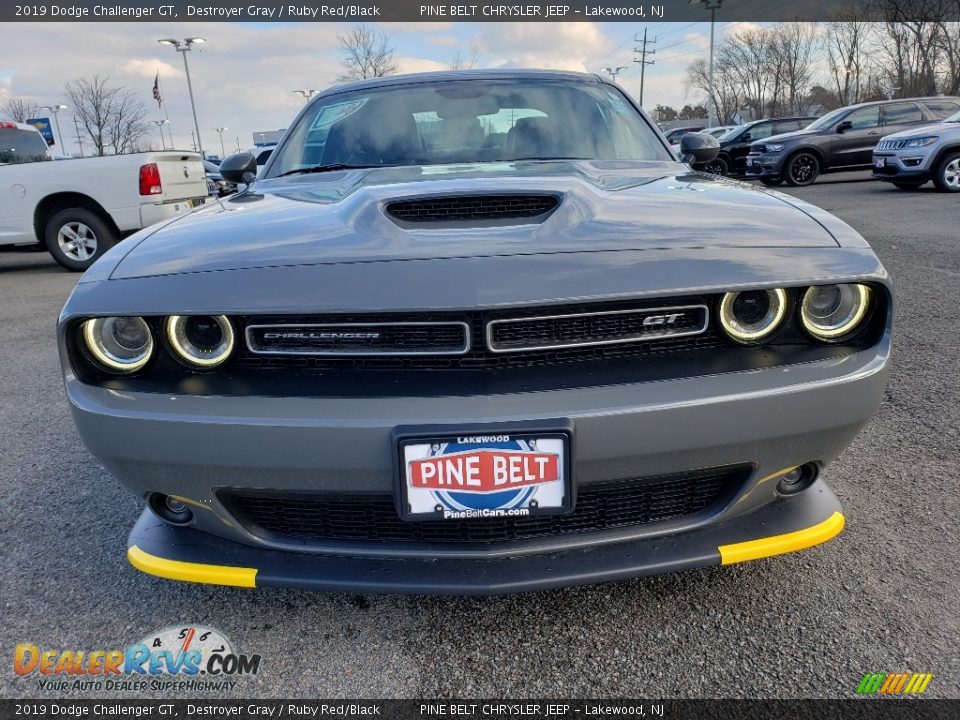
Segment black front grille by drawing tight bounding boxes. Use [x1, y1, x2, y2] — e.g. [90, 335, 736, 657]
[232, 297, 725, 372]
[386, 195, 558, 223]
[246, 322, 469, 356]
[222, 465, 746, 546]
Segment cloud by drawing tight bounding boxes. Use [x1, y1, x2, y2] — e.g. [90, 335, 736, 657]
[122, 59, 181, 79]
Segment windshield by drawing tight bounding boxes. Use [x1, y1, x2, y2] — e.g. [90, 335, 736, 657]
[0, 127, 52, 164]
[268, 79, 671, 177]
[945, 110, 960, 123]
[719, 124, 748, 141]
[805, 108, 848, 131]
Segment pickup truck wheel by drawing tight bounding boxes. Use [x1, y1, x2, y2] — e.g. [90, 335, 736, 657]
[44, 208, 117, 272]
[758, 177, 784, 187]
[785, 152, 820, 186]
[932, 153, 960, 193]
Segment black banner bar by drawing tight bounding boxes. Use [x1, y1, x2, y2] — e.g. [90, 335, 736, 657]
[3, 700, 959, 720]
[4, 0, 960, 23]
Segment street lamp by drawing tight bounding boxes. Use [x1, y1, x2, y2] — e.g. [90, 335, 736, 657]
[212, 127, 228, 157]
[158, 37, 206, 157]
[602, 67, 628, 82]
[41, 104, 68, 152]
[690, 0, 725, 128]
[150, 119, 170, 150]
[292, 89, 320, 101]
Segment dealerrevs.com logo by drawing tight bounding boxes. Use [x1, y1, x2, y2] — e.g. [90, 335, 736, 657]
[14, 625, 260, 693]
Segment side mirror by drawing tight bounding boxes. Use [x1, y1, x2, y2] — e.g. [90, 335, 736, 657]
[679, 132, 720, 164]
[740, 132, 752, 142]
[219, 152, 258, 185]
[836, 120, 853, 134]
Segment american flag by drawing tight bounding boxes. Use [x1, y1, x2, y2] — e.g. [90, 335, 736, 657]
[152, 72, 162, 108]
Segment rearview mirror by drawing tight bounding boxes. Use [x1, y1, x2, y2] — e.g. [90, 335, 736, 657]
[679, 132, 720, 164]
[219, 152, 258, 185]
[836, 120, 853, 134]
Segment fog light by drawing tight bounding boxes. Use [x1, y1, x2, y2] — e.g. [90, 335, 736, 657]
[776, 463, 818, 495]
[148, 493, 194, 525]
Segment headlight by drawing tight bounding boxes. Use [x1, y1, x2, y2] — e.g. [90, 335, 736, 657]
[719, 288, 788, 344]
[765, 143, 786, 152]
[903, 136, 937, 147]
[81, 316, 154, 374]
[165, 315, 235, 369]
[800, 284, 872, 341]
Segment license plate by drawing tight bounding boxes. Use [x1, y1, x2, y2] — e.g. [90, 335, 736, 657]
[874, 158, 886, 168]
[746, 157, 754, 166]
[398, 431, 571, 521]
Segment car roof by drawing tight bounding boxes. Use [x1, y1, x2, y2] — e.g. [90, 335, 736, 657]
[316, 68, 605, 97]
[839, 96, 960, 111]
[0, 120, 44, 133]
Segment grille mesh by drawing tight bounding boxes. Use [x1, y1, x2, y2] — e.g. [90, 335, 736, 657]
[223, 465, 745, 545]
[386, 195, 558, 223]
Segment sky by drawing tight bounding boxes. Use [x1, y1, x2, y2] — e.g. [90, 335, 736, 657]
[0, 20, 741, 157]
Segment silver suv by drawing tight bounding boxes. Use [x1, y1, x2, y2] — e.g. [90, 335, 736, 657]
[872, 109, 960, 192]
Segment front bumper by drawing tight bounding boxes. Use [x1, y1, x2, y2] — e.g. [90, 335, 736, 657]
[66, 335, 889, 592]
[745, 154, 785, 178]
[871, 152, 934, 182]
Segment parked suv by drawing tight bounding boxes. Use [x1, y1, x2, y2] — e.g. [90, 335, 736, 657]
[872, 109, 960, 192]
[703, 116, 819, 176]
[745, 97, 960, 186]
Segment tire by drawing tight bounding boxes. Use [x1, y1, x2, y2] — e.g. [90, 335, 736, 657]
[702, 155, 729, 176]
[932, 152, 960, 193]
[43, 207, 117, 272]
[785, 152, 820, 186]
[758, 177, 784, 187]
[892, 181, 924, 190]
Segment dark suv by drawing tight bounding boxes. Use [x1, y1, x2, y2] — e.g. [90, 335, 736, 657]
[745, 97, 960, 186]
[703, 116, 819, 176]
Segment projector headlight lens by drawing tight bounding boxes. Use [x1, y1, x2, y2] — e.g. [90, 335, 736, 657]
[81, 316, 154, 374]
[166, 315, 235, 368]
[800, 284, 872, 341]
[719, 288, 788, 344]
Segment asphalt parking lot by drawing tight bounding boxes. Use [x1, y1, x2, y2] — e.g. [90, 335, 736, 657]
[1, 171, 958, 699]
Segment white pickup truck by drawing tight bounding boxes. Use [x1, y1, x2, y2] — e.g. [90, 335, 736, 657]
[0, 121, 208, 271]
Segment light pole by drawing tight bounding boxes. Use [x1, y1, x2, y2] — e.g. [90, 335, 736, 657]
[293, 89, 320, 102]
[41, 104, 68, 153]
[158, 37, 206, 157]
[212, 127, 228, 157]
[602, 66, 628, 83]
[150, 120, 170, 149]
[690, 0, 725, 127]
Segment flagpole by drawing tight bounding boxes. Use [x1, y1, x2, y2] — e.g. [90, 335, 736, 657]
[157, 71, 174, 148]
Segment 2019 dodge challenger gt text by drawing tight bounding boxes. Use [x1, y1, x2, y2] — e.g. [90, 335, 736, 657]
[58, 70, 892, 594]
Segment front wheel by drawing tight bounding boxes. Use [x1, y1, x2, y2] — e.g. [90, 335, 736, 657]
[932, 153, 960, 193]
[785, 152, 820, 186]
[44, 207, 118, 272]
[702, 156, 729, 176]
[758, 176, 784, 187]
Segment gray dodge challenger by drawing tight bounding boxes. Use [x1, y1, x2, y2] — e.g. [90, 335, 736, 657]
[58, 70, 891, 594]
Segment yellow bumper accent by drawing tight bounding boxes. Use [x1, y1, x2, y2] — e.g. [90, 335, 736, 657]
[127, 545, 257, 588]
[718, 511, 845, 565]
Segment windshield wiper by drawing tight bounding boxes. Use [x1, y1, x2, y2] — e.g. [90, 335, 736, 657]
[277, 163, 381, 177]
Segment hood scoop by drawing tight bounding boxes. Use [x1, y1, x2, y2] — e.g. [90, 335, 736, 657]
[385, 194, 559, 227]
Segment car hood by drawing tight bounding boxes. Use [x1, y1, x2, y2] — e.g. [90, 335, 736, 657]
[109, 160, 839, 280]
[881, 121, 959, 140]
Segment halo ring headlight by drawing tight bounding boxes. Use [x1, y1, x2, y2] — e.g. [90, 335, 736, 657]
[719, 288, 788, 344]
[81, 317, 154, 374]
[800, 284, 871, 341]
[165, 315, 235, 369]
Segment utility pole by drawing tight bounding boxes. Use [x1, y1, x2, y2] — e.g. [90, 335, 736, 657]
[633, 28, 656, 108]
[71, 113, 84, 157]
[602, 66, 628, 83]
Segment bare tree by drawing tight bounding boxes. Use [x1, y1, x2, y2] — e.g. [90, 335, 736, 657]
[769, 24, 820, 115]
[336, 24, 398, 82]
[823, 4, 874, 105]
[64, 75, 148, 156]
[1, 96, 41, 123]
[686, 57, 743, 125]
[448, 42, 482, 71]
